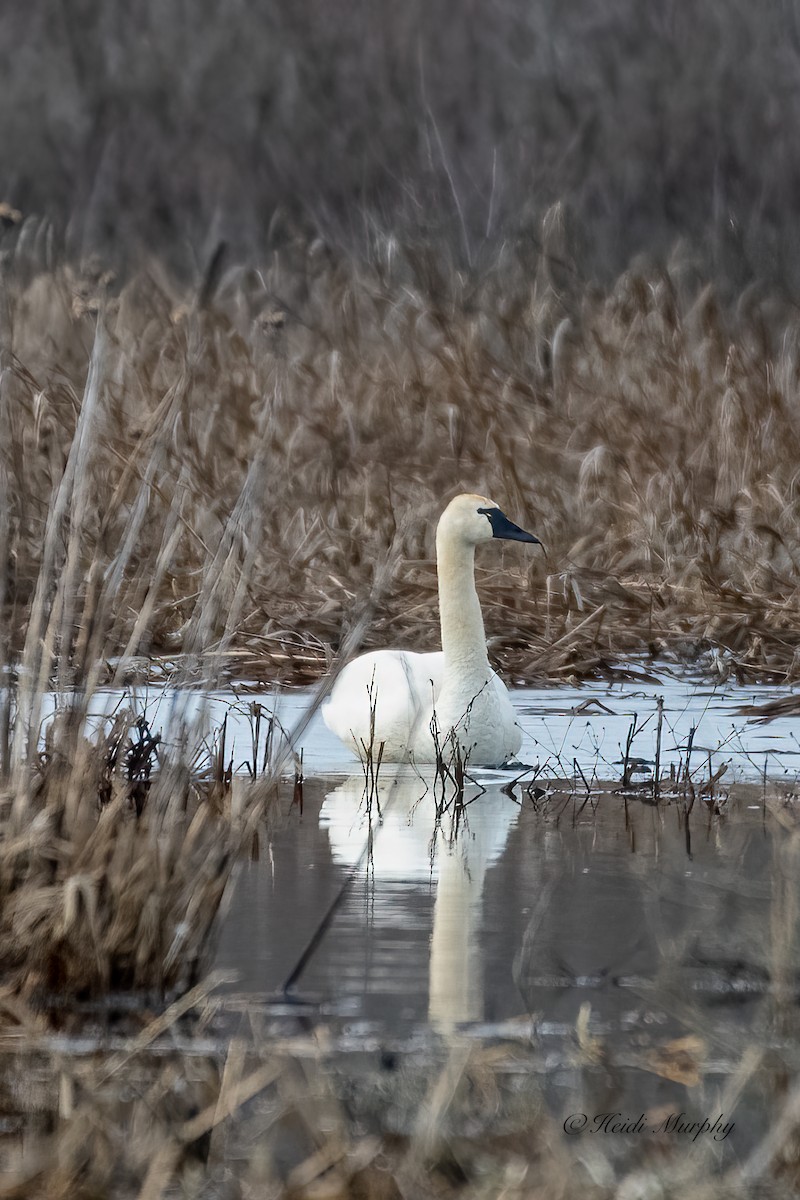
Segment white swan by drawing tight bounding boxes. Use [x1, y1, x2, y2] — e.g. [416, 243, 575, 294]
[323, 494, 541, 766]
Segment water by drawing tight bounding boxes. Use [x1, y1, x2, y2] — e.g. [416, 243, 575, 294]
[42, 666, 800, 1039]
[68, 668, 800, 781]
[34, 668, 800, 1040]
[217, 772, 788, 1032]
[212, 763, 800, 1164]
[22, 670, 800, 1168]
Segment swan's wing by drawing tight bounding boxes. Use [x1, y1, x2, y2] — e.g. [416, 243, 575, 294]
[488, 669, 524, 757]
[323, 649, 444, 757]
[396, 649, 445, 752]
[401, 649, 445, 708]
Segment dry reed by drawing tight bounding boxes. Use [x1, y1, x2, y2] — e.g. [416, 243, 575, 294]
[3, 219, 800, 687]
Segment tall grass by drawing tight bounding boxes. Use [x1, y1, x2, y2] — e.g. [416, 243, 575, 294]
[3, 222, 800, 686]
[0, 285, 300, 1003]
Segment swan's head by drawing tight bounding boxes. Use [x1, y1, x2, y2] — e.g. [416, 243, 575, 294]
[439, 494, 542, 548]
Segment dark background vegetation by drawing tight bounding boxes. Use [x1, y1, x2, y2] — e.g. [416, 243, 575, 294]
[3, 0, 800, 292]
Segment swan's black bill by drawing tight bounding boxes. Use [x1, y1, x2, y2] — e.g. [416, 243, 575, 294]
[478, 506, 542, 545]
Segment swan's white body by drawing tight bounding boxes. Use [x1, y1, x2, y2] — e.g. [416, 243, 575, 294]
[323, 494, 539, 767]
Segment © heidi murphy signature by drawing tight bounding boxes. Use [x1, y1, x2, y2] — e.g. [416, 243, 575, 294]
[564, 1112, 734, 1142]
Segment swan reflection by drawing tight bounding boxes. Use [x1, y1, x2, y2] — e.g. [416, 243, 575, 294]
[320, 771, 519, 1030]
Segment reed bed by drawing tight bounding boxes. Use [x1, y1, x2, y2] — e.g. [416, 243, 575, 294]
[6, 0, 800, 300]
[0, 282, 307, 1004]
[3, 218, 800, 687]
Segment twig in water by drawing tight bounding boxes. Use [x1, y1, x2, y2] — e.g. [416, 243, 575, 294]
[653, 695, 664, 802]
[684, 724, 697, 813]
[356, 672, 385, 809]
[621, 713, 637, 788]
[292, 748, 304, 816]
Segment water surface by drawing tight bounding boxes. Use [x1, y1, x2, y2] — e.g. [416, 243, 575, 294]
[214, 765, 800, 1163]
[30, 668, 800, 1166]
[72, 668, 800, 781]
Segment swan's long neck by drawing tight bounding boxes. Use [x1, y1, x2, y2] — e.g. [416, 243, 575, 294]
[436, 529, 491, 679]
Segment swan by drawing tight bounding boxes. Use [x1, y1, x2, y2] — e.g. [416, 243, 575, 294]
[323, 494, 541, 766]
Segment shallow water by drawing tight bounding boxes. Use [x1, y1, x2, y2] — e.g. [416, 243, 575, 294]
[64, 666, 800, 781]
[217, 772, 790, 1029]
[213, 762, 800, 1164]
[40, 665, 800, 1043]
[21, 670, 800, 1169]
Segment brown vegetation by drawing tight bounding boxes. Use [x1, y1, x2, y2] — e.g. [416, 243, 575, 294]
[3, 218, 800, 687]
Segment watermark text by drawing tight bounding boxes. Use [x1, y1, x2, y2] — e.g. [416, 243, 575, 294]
[563, 1112, 734, 1142]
